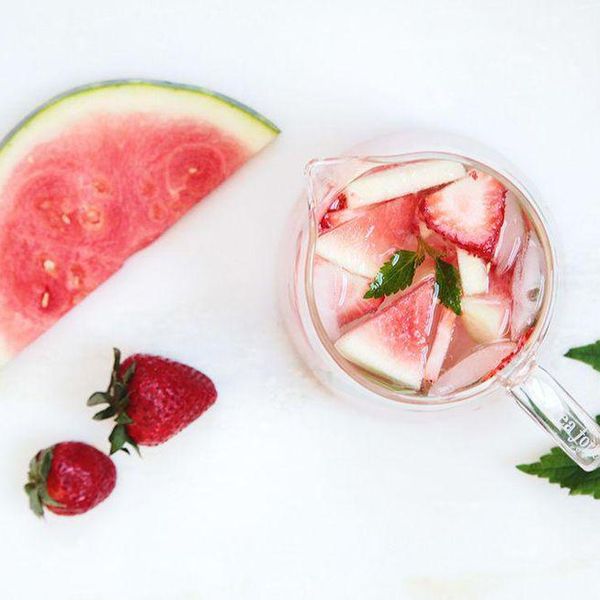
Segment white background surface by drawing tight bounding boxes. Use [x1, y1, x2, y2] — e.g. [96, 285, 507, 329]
[0, 1, 599, 598]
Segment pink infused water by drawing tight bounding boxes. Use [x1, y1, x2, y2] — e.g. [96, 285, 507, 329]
[311, 158, 546, 396]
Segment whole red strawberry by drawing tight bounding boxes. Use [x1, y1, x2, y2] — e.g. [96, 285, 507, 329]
[88, 348, 217, 453]
[24, 442, 116, 517]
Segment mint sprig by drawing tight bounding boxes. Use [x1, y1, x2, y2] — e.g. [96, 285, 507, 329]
[434, 258, 462, 315]
[517, 432, 600, 499]
[517, 341, 600, 498]
[364, 250, 424, 299]
[364, 238, 462, 314]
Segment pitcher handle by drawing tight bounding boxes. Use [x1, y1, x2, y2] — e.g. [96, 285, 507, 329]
[507, 364, 600, 471]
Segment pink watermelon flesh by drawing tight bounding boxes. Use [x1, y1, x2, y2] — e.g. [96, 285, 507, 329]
[0, 114, 258, 353]
[334, 278, 436, 390]
[313, 258, 383, 338]
[315, 195, 418, 278]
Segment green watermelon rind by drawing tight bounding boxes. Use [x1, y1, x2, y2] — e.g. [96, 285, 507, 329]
[0, 79, 280, 161]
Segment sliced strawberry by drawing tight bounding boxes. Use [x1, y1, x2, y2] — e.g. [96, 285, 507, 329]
[313, 258, 383, 337]
[417, 220, 456, 260]
[334, 278, 436, 389]
[420, 170, 506, 260]
[316, 195, 418, 278]
[424, 307, 457, 383]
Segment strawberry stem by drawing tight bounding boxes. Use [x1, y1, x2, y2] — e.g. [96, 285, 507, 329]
[24, 447, 64, 517]
[87, 348, 140, 456]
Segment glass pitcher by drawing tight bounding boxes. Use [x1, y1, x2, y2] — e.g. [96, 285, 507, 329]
[279, 130, 600, 472]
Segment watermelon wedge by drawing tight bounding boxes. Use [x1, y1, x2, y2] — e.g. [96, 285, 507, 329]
[0, 80, 279, 362]
[334, 278, 436, 389]
[315, 195, 418, 278]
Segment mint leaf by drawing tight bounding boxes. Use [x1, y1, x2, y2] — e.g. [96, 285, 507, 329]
[364, 250, 423, 299]
[435, 258, 462, 315]
[517, 415, 600, 498]
[565, 341, 600, 372]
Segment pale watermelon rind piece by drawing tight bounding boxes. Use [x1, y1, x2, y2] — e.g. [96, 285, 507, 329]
[0, 79, 280, 188]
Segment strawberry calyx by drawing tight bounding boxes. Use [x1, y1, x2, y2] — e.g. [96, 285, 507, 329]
[24, 446, 64, 517]
[87, 348, 140, 456]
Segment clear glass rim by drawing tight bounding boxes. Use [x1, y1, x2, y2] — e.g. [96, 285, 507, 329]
[303, 150, 556, 408]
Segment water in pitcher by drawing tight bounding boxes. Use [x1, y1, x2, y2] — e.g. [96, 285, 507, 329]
[309, 158, 546, 396]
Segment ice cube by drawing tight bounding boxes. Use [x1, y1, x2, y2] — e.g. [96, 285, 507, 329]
[313, 258, 383, 339]
[511, 232, 544, 338]
[493, 191, 526, 274]
[457, 248, 489, 295]
[424, 308, 457, 383]
[429, 341, 516, 396]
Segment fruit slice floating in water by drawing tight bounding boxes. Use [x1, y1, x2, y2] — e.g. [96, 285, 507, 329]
[315, 195, 418, 278]
[457, 248, 489, 296]
[313, 258, 383, 338]
[343, 160, 466, 209]
[417, 220, 456, 261]
[420, 170, 506, 260]
[424, 307, 456, 383]
[0, 81, 279, 363]
[461, 295, 511, 344]
[335, 278, 436, 390]
[429, 341, 516, 396]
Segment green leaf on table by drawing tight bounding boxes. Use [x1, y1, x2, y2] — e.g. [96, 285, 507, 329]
[565, 340, 600, 372]
[516, 342, 600, 499]
[434, 258, 462, 315]
[517, 415, 600, 499]
[364, 250, 423, 299]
